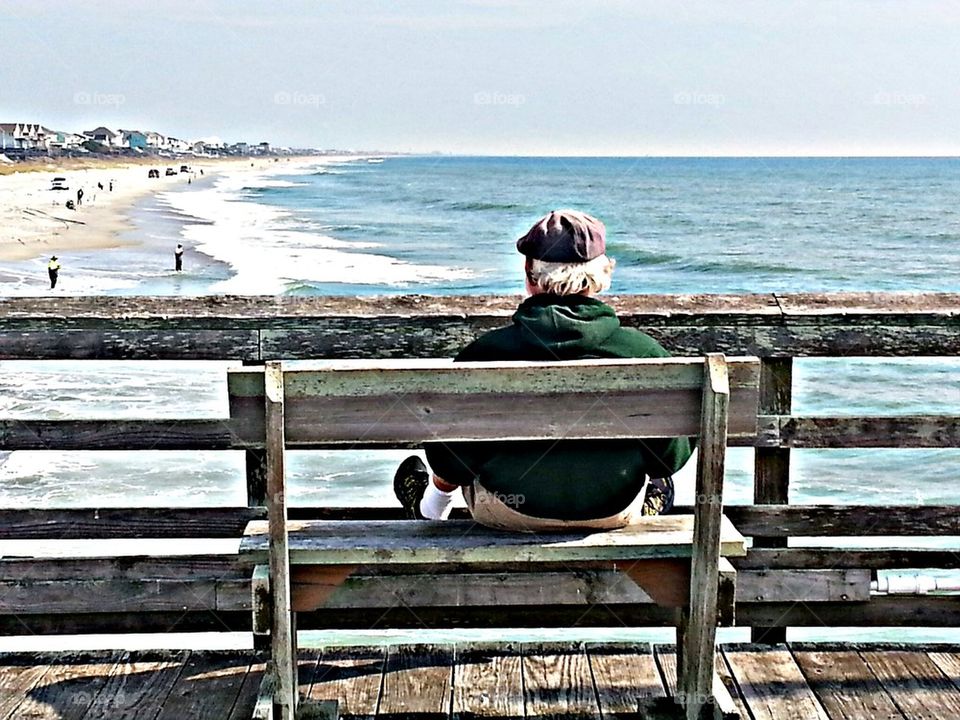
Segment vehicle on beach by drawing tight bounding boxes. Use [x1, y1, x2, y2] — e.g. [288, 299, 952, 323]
[147, 169, 160, 178]
[165, 167, 177, 176]
[50, 177, 69, 190]
[180, 165, 190, 173]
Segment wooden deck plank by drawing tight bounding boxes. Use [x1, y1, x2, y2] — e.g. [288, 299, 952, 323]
[79, 651, 189, 720]
[724, 645, 830, 720]
[860, 649, 960, 720]
[378, 644, 453, 719]
[0, 663, 50, 720]
[586, 644, 665, 718]
[226, 659, 268, 720]
[307, 647, 385, 720]
[523, 643, 600, 719]
[10, 652, 121, 720]
[452, 644, 524, 720]
[240, 516, 747, 566]
[928, 651, 960, 693]
[791, 648, 905, 720]
[654, 644, 749, 718]
[155, 652, 254, 720]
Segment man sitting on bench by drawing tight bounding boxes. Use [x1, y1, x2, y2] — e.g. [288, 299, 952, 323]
[393, 210, 694, 531]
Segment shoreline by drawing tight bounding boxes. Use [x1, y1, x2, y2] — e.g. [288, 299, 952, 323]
[0, 155, 341, 265]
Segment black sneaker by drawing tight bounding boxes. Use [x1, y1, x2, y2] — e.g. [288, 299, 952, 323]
[393, 455, 430, 519]
[641, 476, 675, 516]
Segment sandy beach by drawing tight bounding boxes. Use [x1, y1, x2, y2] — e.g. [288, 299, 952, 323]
[0, 156, 327, 264]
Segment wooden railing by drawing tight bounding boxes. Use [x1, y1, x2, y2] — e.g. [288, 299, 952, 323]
[1, 293, 958, 639]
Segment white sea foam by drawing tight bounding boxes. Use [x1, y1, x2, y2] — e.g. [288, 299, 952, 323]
[160, 162, 474, 294]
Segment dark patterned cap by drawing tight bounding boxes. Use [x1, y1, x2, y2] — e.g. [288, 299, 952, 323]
[516, 210, 606, 263]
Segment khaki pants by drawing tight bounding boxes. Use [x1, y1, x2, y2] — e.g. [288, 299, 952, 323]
[462, 479, 649, 533]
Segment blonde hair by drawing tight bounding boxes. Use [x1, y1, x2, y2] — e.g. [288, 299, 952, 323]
[525, 255, 616, 295]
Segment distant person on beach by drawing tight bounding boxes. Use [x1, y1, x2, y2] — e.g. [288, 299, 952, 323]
[47, 256, 60, 289]
[76, 188, 83, 206]
[174, 244, 184, 271]
[393, 210, 694, 530]
[98, 182, 103, 190]
[109, 180, 113, 192]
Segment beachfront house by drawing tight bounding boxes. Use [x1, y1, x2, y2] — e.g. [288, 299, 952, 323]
[0, 123, 50, 150]
[120, 130, 149, 150]
[45, 130, 86, 152]
[83, 127, 122, 148]
[145, 131, 168, 150]
[167, 137, 192, 153]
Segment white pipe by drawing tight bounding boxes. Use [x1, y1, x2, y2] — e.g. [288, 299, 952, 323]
[871, 574, 960, 595]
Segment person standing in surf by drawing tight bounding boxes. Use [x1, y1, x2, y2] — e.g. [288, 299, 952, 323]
[393, 210, 694, 531]
[47, 256, 60, 289]
[174, 244, 184, 272]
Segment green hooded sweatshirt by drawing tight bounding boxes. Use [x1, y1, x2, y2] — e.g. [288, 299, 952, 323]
[424, 294, 694, 520]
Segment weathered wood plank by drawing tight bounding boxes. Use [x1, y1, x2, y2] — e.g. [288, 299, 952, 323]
[12, 652, 121, 720]
[228, 357, 761, 443]
[0, 578, 225, 613]
[0, 555, 246, 582]
[780, 415, 960, 448]
[861, 649, 960, 719]
[928, 651, 960, 695]
[240, 516, 747, 566]
[264, 361, 297, 720]
[522, 643, 599, 718]
[725, 505, 960, 536]
[0, 419, 239, 451]
[723, 644, 830, 720]
[0, 663, 50, 720]
[378, 644, 453, 719]
[452, 644, 524, 720]
[680, 353, 729, 720]
[79, 651, 189, 720]
[155, 652, 254, 720]
[734, 547, 960, 570]
[0, 329, 260, 360]
[586, 644, 665, 717]
[5, 504, 958, 542]
[790, 648, 905, 720]
[0, 611, 252, 636]
[291, 568, 863, 611]
[227, 659, 268, 720]
[752, 357, 791, 646]
[0, 508, 263, 540]
[306, 647, 384, 720]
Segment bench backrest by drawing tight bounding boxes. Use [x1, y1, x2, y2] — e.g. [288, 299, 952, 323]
[227, 356, 762, 446]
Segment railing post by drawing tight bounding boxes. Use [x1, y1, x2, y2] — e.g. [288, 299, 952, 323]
[243, 359, 268, 506]
[752, 356, 792, 644]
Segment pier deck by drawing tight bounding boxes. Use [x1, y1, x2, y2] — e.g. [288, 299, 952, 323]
[2, 643, 959, 719]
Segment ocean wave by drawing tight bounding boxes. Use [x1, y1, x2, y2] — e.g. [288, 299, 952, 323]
[676, 257, 824, 275]
[604, 244, 680, 266]
[446, 201, 528, 211]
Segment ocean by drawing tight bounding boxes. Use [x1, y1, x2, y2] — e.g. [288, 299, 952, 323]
[1, 156, 958, 646]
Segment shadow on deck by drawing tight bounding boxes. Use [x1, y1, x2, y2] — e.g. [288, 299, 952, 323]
[1, 642, 959, 719]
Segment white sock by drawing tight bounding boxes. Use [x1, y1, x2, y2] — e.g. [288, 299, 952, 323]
[419, 481, 456, 520]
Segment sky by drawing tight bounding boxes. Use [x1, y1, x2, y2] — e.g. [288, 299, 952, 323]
[2, 0, 959, 155]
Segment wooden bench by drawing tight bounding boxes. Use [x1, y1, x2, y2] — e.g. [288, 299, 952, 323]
[230, 355, 761, 720]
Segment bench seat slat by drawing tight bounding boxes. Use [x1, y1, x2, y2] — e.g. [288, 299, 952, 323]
[238, 516, 747, 566]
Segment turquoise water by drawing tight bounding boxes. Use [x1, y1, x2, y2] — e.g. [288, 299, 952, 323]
[0, 156, 958, 644]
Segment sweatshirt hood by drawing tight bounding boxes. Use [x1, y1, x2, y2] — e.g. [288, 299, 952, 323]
[511, 294, 622, 358]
